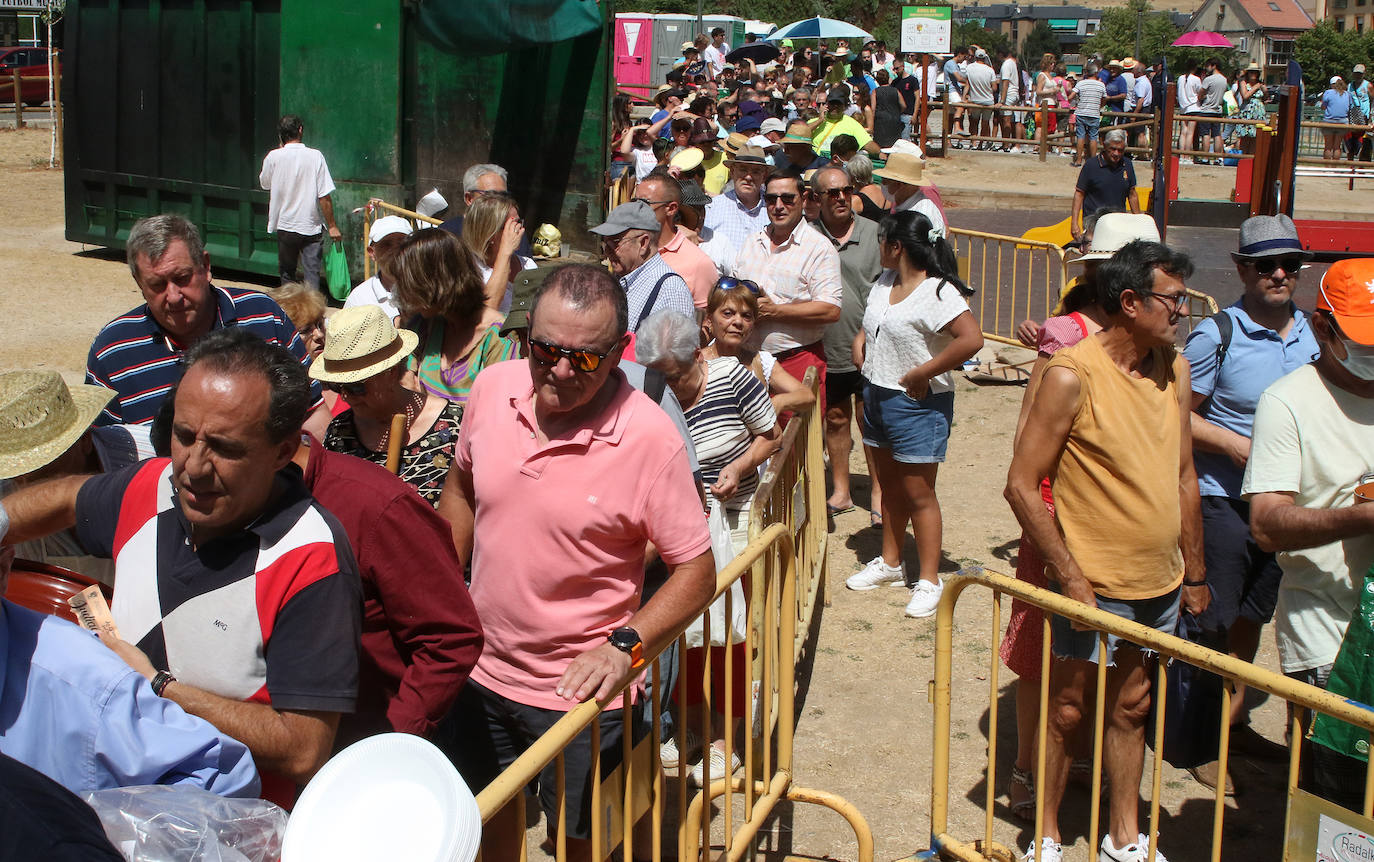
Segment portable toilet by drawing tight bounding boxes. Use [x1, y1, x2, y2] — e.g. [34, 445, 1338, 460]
[614, 13, 654, 98]
[701, 15, 746, 52]
[651, 14, 696, 86]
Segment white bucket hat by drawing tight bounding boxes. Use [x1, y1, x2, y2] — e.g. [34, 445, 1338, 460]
[309, 306, 418, 384]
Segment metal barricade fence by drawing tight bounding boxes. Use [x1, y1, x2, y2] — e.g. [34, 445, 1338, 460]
[473, 371, 871, 862]
[926, 567, 1374, 862]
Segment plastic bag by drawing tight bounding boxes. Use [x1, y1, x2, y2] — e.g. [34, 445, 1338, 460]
[1311, 567, 1374, 762]
[323, 242, 351, 302]
[82, 785, 286, 862]
[683, 500, 748, 649]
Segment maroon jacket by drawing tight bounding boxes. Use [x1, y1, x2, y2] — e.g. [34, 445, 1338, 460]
[302, 438, 482, 743]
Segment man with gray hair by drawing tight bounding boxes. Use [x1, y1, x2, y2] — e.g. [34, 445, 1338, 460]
[1070, 128, 1139, 243]
[438, 263, 714, 862]
[85, 214, 326, 433]
[439, 163, 532, 256]
[590, 201, 695, 332]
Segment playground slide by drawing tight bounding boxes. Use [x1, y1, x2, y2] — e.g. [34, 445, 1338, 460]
[1018, 187, 1152, 249]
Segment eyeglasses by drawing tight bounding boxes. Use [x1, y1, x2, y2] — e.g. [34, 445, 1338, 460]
[1250, 256, 1305, 276]
[820, 186, 855, 200]
[633, 198, 672, 208]
[716, 276, 761, 294]
[763, 192, 800, 206]
[1143, 290, 1189, 319]
[324, 380, 368, 397]
[529, 338, 616, 373]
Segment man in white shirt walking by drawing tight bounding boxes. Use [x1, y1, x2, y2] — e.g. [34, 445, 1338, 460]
[259, 115, 342, 293]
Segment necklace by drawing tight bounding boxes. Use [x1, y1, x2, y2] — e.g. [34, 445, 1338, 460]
[376, 389, 424, 452]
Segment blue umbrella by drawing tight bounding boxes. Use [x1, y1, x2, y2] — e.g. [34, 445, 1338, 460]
[765, 17, 874, 44]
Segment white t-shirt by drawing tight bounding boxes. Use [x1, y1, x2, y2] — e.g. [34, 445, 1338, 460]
[632, 147, 658, 181]
[1242, 363, 1374, 674]
[965, 62, 997, 104]
[1179, 73, 1202, 113]
[860, 272, 970, 395]
[704, 44, 726, 76]
[258, 142, 336, 234]
[999, 58, 1020, 103]
[476, 253, 538, 314]
[343, 275, 400, 321]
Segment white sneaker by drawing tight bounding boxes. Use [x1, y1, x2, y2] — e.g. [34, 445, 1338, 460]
[1100, 833, 1169, 862]
[846, 557, 906, 591]
[1022, 837, 1063, 862]
[688, 746, 741, 786]
[904, 578, 945, 618]
[660, 736, 681, 768]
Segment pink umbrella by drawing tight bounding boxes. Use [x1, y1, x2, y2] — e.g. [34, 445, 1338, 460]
[1172, 31, 1235, 48]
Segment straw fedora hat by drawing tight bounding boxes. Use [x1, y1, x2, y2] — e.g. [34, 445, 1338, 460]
[1072, 212, 1161, 263]
[309, 306, 419, 384]
[873, 153, 933, 187]
[0, 371, 114, 480]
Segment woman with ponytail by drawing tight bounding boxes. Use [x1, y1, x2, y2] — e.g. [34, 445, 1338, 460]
[844, 211, 983, 619]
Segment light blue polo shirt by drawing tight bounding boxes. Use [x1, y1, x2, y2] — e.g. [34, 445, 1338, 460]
[1183, 300, 1321, 498]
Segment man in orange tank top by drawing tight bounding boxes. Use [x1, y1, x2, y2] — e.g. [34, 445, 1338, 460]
[1006, 240, 1208, 862]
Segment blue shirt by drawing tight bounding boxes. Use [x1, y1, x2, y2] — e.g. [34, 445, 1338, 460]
[0, 599, 260, 797]
[85, 285, 322, 426]
[1104, 75, 1128, 109]
[1183, 301, 1320, 497]
[1323, 88, 1352, 123]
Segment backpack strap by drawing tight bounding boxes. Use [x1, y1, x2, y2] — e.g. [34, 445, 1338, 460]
[632, 272, 677, 332]
[1197, 309, 1234, 415]
[643, 365, 668, 405]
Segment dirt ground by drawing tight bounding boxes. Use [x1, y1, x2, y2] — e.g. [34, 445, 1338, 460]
[1, 125, 1300, 862]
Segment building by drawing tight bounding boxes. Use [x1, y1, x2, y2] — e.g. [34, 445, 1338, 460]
[954, 4, 1103, 68]
[1315, 0, 1374, 32]
[0, 0, 48, 46]
[1184, 0, 1312, 75]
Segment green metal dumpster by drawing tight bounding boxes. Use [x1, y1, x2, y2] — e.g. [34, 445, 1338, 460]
[63, 0, 611, 279]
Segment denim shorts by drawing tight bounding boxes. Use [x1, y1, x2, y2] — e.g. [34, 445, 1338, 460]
[1049, 584, 1181, 666]
[860, 384, 954, 464]
[1075, 115, 1100, 141]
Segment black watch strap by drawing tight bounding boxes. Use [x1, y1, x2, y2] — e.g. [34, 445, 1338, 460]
[151, 670, 176, 697]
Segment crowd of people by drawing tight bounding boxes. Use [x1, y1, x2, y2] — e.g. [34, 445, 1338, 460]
[1, 54, 1373, 862]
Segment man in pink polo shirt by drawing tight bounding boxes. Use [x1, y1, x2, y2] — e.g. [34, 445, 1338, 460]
[635, 172, 720, 309]
[437, 264, 714, 862]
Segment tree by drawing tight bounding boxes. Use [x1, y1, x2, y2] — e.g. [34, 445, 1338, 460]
[1083, 0, 1180, 66]
[1295, 22, 1370, 92]
[1019, 20, 1061, 76]
[952, 19, 1009, 56]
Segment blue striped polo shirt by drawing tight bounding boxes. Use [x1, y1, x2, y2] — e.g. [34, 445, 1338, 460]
[85, 285, 321, 426]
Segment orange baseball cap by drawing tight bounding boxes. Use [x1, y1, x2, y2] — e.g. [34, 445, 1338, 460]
[1317, 259, 1374, 345]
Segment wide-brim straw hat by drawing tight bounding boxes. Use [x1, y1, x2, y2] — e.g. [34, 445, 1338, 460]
[873, 153, 932, 187]
[309, 305, 418, 384]
[1072, 213, 1161, 263]
[0, 370, 114, 480]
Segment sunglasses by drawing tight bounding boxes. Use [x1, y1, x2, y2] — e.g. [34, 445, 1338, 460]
[763, 192, 800, 206]
[529, 338, 616, 373]
[1250, 256, 1305, 276]
[324, 380, 368, 397]
[716, 276, 761, 294]
[1142, 290, 1189, 320]
[820, 186, 855, 200]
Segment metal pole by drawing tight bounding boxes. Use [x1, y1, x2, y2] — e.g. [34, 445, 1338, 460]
[1135, 11, 1143, 61]
[696, 0, 704, 39]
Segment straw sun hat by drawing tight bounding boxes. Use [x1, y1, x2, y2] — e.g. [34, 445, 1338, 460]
[873, 153, 933, 187]
[309, 306, 418, 385]
[0, 371, 114, 480]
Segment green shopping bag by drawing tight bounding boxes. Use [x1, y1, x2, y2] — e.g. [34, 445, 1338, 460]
[323, 242, 351, 302]
[1310, 566, 1374, 761]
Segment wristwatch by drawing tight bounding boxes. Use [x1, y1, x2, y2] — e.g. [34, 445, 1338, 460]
[608, 627, 645, 669]
[151, 670, 177, 697]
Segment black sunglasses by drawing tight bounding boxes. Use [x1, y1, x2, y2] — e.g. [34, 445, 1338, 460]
[820, 186, 855, 199]
[763, 192, 800, 206]
[324, 380, 368, 397]
[529, 338, 617, 373]
[1250, 256, 1305, 276]
[716, 276, 761, 294]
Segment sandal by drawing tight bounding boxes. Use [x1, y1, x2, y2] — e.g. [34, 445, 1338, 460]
[870, 510, 883, 529]
[1008, 765, 1035, 822]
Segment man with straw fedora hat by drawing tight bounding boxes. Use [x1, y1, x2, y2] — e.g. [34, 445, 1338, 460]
[702, 143, 772, 271]
[0, 369, 260, 798]
[3, 329, 363, 807]
[873, 151, 947, 235]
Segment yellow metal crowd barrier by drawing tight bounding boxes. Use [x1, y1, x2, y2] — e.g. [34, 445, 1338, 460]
[359, 199, 442, 281]
[927, 567, 1374, 862]
[472, 371, 871, 862]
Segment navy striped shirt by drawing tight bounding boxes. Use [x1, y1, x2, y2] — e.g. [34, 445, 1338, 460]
[85, 285, 321, 426]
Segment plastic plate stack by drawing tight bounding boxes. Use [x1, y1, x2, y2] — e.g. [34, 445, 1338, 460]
[282, 733, 481, 862]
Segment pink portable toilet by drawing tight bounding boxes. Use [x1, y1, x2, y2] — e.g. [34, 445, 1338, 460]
[614, 14, 653, 98]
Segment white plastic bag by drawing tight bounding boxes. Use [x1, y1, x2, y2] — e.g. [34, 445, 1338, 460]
[82, 785, 286, 862]
[684, 500, 749, 648]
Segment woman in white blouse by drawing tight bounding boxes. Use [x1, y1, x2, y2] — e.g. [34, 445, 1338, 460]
[845, 211, 983, 619]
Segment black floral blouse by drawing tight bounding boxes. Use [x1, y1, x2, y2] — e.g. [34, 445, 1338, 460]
[323, 400, 463, 507]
